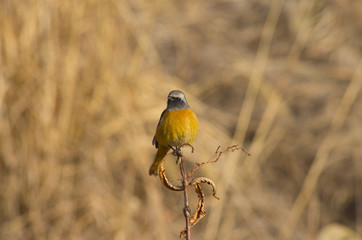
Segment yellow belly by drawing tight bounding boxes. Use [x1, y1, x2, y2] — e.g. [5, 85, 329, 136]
[155, 109, 198, 147]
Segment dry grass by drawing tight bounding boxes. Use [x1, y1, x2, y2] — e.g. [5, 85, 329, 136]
[1, 0, 362, 239]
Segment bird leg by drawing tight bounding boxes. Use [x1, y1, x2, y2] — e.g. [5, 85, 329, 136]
[168, 145, 183, 164]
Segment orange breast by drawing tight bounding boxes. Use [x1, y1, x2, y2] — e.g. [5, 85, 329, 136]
[155, 109, 198, 147]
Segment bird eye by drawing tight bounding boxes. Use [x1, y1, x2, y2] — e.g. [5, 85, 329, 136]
[171, 97, 180, 101]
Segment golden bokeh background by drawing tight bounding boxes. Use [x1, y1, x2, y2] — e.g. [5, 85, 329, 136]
[0, 0, 361, 239]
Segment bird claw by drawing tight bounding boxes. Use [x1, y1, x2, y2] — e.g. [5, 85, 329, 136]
[181, 143, 194, 153]
[168, 145, 183, 165]
[168, 144, 195, 165]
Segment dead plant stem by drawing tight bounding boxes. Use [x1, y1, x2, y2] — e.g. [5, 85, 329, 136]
[179, 155, 191, 240]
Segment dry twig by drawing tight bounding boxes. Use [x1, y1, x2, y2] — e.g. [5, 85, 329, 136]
[158, 144, 249, 239]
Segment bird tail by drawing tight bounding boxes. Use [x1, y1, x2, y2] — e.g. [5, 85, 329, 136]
[149, 145, 170, 176]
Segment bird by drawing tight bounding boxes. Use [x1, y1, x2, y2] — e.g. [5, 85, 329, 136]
[149, 90, 198, 176]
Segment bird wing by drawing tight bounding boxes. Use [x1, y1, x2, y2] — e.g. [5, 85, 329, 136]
[152, 109, 167, 149]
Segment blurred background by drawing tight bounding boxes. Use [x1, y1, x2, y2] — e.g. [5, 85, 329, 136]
[0, 0, 361, 239]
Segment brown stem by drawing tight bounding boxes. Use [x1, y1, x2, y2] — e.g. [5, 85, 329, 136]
[178, 153, 191, 240]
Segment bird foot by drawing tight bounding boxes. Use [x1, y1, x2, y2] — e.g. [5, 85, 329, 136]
[168, 145, 183, 165]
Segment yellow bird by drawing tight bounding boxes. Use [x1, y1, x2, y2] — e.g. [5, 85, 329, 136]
[149, 90, 198, 175]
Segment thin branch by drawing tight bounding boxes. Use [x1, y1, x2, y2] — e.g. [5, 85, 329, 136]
[178, 153, 191, 240]
[180, 183, 206, 237]
[187, 145, 250, 178]
[156, 144, 249, 239]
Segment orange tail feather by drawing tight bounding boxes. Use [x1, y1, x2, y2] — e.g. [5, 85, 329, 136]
[149, 145, 170, 176]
